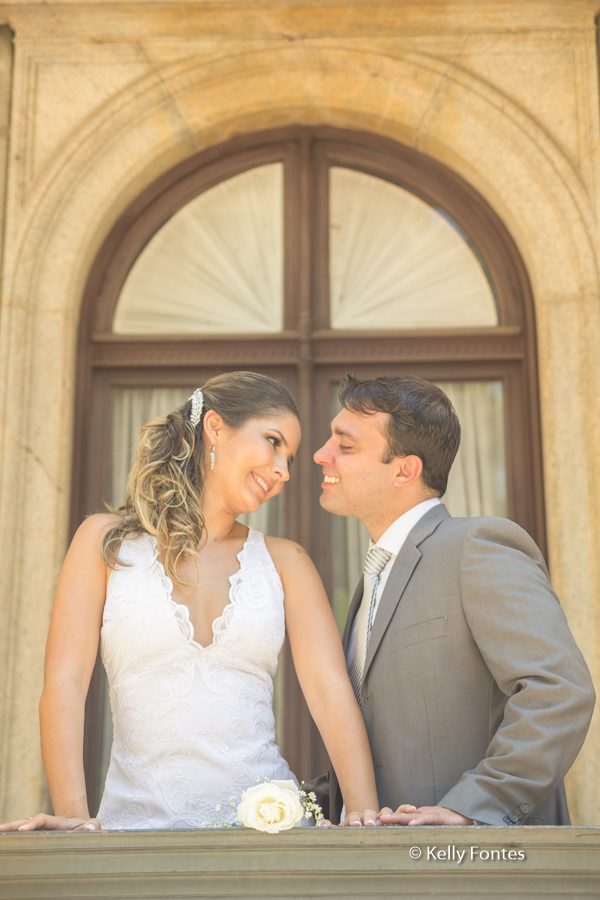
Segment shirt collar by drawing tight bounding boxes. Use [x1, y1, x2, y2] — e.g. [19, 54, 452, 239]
[370, 497, 442, 558]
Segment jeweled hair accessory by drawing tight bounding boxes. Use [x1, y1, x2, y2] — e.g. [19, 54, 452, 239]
[188, 388, 204, 428]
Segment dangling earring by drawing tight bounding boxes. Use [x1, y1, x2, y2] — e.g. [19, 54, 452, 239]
[210, 444, 216, 471]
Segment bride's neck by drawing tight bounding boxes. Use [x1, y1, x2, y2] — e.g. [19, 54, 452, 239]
[200, 490, 241, 545]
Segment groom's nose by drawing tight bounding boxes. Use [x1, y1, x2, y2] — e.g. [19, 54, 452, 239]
[313, 440, 333, 465]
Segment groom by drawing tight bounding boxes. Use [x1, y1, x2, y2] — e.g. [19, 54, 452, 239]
[312, 374, 595, 826]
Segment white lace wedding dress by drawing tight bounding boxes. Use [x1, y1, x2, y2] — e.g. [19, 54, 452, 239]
[97, 528, 297, 829]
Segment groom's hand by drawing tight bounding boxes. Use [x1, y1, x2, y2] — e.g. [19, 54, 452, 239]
[379, 805, 474, 826]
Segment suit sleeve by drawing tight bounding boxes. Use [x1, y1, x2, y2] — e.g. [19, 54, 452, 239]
[439, 518, 595, 825]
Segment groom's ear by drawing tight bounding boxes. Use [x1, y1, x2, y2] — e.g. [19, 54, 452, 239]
[390, 454, 423, 489]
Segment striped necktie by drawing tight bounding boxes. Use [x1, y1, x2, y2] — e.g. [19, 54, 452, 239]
[349, 545, 392, 704]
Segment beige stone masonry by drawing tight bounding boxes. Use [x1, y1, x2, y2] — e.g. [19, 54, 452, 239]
[0, 1, 598, 825]
[2, 826, 600, 898]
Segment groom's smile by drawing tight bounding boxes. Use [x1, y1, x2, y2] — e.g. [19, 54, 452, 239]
[313, 407, 399, 533]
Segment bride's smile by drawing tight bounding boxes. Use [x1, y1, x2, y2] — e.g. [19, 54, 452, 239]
[251, 471, 272, 495]
[203, 411, 301, 518]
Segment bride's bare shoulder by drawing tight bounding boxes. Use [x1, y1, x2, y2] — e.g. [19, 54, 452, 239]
[263, 536, 316, 571]
[72, 513, 122, 548]
[263, 537, 327, 604]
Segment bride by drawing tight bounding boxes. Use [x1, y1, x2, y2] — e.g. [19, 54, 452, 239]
[1, 372, 379, 831]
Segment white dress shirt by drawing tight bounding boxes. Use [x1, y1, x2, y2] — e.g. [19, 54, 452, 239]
[346, 497, 441, 670]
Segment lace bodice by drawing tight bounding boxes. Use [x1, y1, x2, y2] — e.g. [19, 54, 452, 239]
[97, 528, 296, 829]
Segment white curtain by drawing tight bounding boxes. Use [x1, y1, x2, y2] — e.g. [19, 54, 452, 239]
[110, 387, 193, 506]
[329, 380, 507, 629]
[113, 164, 284, 335]
[440, 380, 507, 519]
[329, 167, 498, 330]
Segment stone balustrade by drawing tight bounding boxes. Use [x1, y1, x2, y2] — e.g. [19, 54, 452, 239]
[1, 825, 600, 898]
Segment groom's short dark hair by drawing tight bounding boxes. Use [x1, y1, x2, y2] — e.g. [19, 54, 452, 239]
[338, 374, 461, 496]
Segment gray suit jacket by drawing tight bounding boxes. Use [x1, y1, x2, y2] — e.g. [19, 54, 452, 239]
[320, 505, 595, 825]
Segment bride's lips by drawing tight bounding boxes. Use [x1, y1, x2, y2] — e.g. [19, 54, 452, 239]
[252, 472, 272, 495]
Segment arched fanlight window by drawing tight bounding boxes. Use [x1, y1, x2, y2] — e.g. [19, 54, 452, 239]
[114, 164, 285, 335]
[329, 167, 497, 330]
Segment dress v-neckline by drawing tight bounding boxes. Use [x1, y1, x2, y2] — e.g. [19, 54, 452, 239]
[152, 529, 252, 652]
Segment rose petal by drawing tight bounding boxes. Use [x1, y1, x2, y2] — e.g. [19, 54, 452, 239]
[237, 782, 304, 833]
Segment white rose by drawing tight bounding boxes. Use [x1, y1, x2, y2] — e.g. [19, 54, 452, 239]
[237, 780, 304, 833]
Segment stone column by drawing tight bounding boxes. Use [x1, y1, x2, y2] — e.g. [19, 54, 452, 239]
[0, 26, 12, 286]
[0, 22, 18, 825]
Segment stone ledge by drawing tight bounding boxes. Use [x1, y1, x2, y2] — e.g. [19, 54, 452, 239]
[1, 826, 600, 899]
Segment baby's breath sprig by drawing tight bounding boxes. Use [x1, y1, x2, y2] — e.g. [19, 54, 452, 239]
[203, 797, 240, 828]
[299, 785, 324, 825]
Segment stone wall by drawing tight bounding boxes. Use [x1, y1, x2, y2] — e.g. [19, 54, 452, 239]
[0, 0, 598, 824]
[0, 27, 11, 278]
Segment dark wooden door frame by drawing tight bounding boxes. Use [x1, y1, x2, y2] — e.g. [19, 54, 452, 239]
[74, 125, 545, 813]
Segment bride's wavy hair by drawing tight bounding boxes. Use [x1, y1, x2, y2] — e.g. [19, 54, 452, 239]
[102, 372, 299, 584]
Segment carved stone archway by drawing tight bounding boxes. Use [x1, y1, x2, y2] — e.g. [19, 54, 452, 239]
[1, 42, 598, 823]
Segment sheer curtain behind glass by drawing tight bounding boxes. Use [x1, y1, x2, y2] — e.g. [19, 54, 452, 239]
[329, 167, 498, 330]
[330, 380, 507, 632]
[113, 164, 284, 335]
[97, 387, 285, 799]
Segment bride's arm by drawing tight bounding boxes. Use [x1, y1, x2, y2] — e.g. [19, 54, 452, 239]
[268, 538, 379, 823]
[0, 515, 113, 832]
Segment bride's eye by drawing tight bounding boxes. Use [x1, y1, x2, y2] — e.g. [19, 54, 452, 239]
[267, 435, 281, 448]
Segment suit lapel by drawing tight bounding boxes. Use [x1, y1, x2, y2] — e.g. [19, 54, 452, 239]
[362, 503, 450, 681]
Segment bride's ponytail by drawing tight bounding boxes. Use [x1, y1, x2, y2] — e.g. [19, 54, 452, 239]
[101, 372, 298, 583]
[103, 399, 206, 582]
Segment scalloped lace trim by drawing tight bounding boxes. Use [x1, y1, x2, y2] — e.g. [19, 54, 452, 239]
[149, 529, 260, 650]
